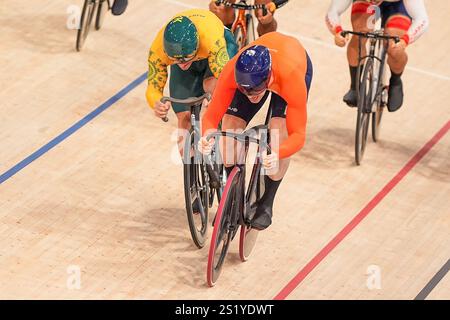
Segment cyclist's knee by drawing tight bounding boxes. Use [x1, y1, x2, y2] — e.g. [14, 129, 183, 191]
[203, 77, 217, 95]
[176, 111, 191, 129]
[222, 114, 246, 131]
[385, 28, 408, 58]
[387, 44, 404, 59]
[257, 19, 277, 36]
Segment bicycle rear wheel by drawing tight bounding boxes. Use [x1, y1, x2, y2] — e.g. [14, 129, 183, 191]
[239, 161, 263, 261]
[355, 59, 373, 165]
[239, 225, 258, 262]
[95, 0, 109, 30]
[76, 0, 97, 51]
[372, 86, 386, 142]
[371, 40, 387, 142]
[184, 129, 209, 249]
[207, 167, 241, 287]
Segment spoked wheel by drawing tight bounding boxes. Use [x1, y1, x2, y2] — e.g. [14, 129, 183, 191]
[355, 60, 373, 165]
[207, 167, 241, 287]
[183, 130, 209, 249]
[76, 0, 97, 51]
[371, 39, 387, 143]
[372, 86, 387, 142]
[95, 0, 109, 30]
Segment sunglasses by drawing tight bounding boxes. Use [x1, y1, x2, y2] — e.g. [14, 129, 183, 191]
[169, 53, 196, 64]
[237, 82, 268, 97]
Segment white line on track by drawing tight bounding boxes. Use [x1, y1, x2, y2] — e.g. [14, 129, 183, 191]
[161, 0, 450, 81]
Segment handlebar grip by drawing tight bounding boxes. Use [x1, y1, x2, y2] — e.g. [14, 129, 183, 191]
[160, 97, 170, 104]
[160, 97, 170, 122]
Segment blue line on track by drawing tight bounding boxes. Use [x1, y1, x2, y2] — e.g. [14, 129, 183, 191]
[0, 72, 147, 185]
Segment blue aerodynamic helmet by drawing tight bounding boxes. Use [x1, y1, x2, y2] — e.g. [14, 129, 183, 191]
[235, 45, 272, 95]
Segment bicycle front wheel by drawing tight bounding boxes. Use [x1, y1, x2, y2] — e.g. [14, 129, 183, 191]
[355, 59, 373, 165]
[207, 166, 241, 287]
[95, 0, 109, 30]
[184, 129, 209, 249]
[76, 0, 97, 51]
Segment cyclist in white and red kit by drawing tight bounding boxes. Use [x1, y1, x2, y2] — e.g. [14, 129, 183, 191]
[326, 0, 429, 112]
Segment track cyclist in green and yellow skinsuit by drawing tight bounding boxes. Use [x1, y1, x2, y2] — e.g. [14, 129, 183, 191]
[145, 9, 238, 156]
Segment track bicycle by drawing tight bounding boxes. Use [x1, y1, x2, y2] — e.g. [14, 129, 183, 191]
[341, 30, 399, 165]
[206, 105, 273, 286]
[160, 94, 225, 248]
[76, 0, 110, 51]
[215, 0, 289, 49]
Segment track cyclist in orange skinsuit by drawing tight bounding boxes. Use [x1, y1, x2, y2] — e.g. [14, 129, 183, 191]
[209, 0, 279, 36]
[326, 0, 429, 111]
[199, 32, 313, 230]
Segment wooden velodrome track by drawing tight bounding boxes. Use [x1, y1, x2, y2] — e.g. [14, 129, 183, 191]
[0, 0, 449, 299]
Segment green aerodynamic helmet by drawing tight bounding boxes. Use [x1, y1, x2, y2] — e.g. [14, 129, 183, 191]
[163, 16, 199, 62]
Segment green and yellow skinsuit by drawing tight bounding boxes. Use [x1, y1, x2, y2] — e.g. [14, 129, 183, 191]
[146, 9, 238, 113]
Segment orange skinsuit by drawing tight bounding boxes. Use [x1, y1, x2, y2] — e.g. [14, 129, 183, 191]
[202, 32, 309, 159]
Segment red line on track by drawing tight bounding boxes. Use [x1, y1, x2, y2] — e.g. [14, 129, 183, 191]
[274, 119, 450, 300]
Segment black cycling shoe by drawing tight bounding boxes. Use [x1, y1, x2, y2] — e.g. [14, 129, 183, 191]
[250, 203, 273, 231]
[343, 89, 358, 108]
[387, 78, 404, 112]
[111, 0, 128, 16]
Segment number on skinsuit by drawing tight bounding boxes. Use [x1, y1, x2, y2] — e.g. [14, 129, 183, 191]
[366, 5, 381, 29]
